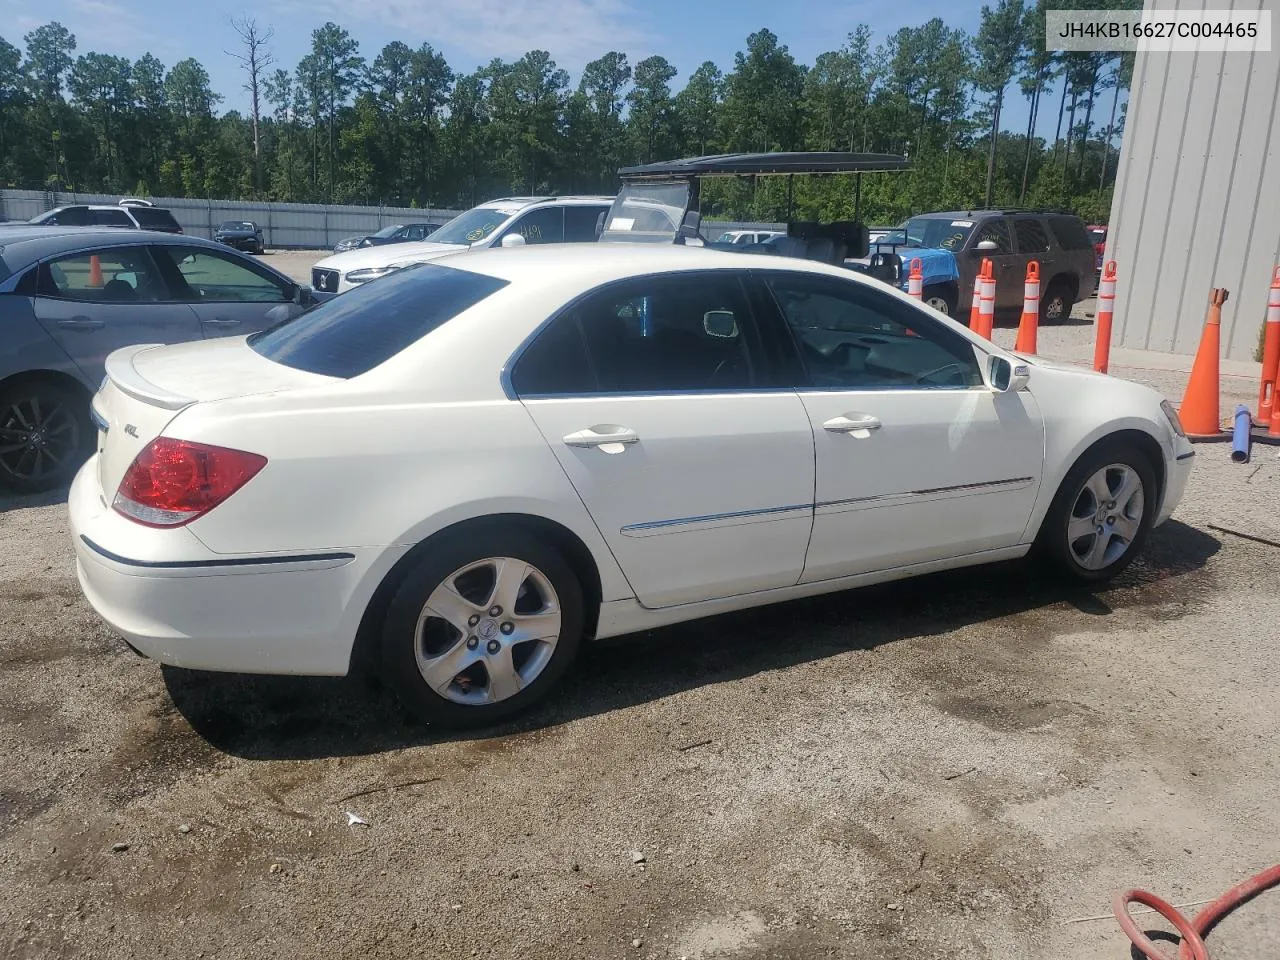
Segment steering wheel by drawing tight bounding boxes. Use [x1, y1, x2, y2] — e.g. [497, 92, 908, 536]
[914, 362, 968, 386]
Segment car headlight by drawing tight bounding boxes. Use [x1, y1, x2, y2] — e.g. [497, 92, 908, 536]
[345, 265, 402, 284]
[1160, 400, 1187, 438]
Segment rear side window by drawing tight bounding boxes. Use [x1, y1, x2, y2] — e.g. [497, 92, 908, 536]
[249, 263, 508, 378]
[511, 272, 766, 396]
[91, 208, 133, 227]
[39, 246, 166, 302]
[130, 208, 182, 231]
[1048, 216, 1092, 251]
[564, 206, 606, 242]
[1012, 218, 1050, 253]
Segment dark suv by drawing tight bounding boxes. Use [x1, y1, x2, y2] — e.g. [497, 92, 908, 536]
[28, 203, 184, 234]
[886, 210, 1097, 321]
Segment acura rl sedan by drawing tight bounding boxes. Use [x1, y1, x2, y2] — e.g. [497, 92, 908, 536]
[69, 245, 1194, 727]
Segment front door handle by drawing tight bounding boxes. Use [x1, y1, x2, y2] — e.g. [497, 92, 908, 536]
[823, 414, 882, 434]
[57, 316, 105, 331]
[202, 317, 241, 327]
[562, 426, 639, 449]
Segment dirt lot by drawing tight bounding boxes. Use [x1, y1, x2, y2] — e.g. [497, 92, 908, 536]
[3, 309, 1280, 960]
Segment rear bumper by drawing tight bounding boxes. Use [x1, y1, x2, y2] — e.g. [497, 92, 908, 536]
[68, 458, 406, 676]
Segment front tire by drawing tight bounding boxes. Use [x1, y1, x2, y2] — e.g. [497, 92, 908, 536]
[1037, 438, 1158, 583]
[1041, 282, 1073, 324]
[923, 285, 958, 316]
[0, 380, 92, 493]
[380, 529, 584, 727]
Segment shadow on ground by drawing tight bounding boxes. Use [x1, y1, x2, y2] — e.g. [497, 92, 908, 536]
[164, 519, 1219, 763]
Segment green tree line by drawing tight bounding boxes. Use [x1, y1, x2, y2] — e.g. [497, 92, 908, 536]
[0, 0, 1136, 224]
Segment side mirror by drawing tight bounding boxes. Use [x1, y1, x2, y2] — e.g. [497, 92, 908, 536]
[703, 309, 739, 339]
[675, 210, 702, 244]
[975, 239, 1000, 252]
[500, 233, 526, 248]
[989, 355, 1031, 392]
[294, 285, 316, 307]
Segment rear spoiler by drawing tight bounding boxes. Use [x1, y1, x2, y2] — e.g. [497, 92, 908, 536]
[103, 345, 194, 411]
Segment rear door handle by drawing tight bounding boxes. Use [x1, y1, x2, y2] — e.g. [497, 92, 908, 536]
[57, 316, 104, 331]
[823, 415, 882, 434]
[563, 426, 639, 448]
[201, 317, 241, 327]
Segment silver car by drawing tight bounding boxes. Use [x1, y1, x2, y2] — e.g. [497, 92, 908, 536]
[0, 227, 315, 492]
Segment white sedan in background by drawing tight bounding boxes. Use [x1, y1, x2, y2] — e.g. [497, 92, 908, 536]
[70, 245, 1194, 727]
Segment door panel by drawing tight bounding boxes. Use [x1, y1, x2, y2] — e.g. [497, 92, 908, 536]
[967, 217, 1024, 310]
[522, 394, 815, 606]
[32, 246, 203, 384]
[799, 388, 1043, 581]
[510, 270, 814, 608]
[760, 270, 1045, 582]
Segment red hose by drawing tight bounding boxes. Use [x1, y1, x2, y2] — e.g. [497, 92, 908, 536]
[1114, 864, 1280, 959]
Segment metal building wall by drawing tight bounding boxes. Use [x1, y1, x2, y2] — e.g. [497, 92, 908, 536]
[1107, 0, 1279, 361]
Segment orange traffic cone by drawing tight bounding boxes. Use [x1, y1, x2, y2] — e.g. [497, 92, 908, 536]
[1179, 288, 1229, 440]
[1093, 261, 1118, 373]
[1257, 266, 1280, 425]
[87, 254, 104, 288]
[968, 260, 988, 329]
[976, 263, 996, 340]
[1015, 261, 1040, 354]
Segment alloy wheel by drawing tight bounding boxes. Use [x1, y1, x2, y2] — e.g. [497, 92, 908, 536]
[414, 557, 562, 705]
[1067, 463, 1145, 570]
[0, 393, 81, 485]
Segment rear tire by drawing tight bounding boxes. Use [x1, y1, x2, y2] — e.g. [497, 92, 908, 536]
[380, 529, 585, 728]
[1036, 438, 1158, 583]
[0, 379, 92, 493]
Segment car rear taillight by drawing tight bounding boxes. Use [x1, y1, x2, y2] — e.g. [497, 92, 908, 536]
[113, 438, 266, 527]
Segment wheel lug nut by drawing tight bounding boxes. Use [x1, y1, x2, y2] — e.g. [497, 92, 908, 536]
[488, 606, 502, 617]
[466, 636, 479, 650]
[500, 622, 514, 635]
[486, 639, 501, 654]
[468, 614, 481, 627]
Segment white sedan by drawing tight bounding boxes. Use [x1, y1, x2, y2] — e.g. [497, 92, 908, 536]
[70, 245, 1194, 726]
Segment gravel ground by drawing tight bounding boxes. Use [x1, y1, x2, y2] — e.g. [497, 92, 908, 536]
[3, 294, 1280, 960]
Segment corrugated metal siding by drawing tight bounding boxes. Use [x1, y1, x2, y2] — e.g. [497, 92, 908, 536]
[1108, 0, 1280, 360]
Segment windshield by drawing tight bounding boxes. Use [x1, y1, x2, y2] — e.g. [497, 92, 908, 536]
[903, 217, 973, 251]
[219, 221, 255, 231]
[428, 207, 519, 246]
[372, 224, 403, 238]
[600, 182, 691, 244]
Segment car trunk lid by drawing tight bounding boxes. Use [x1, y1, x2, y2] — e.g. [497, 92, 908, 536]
[92, 339, 335, 499]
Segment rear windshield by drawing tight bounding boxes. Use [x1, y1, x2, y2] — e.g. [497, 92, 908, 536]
[130, 208, 181, 230]
[1048, 215, 1092, 251]
[248, 263, 509, 378]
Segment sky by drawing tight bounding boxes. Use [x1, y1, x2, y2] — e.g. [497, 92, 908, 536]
[0, 0, 1107, 145]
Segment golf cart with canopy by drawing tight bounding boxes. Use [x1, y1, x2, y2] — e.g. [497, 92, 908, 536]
[598, 152, 950, 298]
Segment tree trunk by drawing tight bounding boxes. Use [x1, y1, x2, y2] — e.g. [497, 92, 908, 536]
[1020, 73, 1042, 203]
[1062, 85, 1079, 180]
[984, 89, 1003, 208]
[1098, 72, 1121, 196]
[1052, 77, 1068, 165]
[250, 77, 261, 195]
[1076, 69, 1098, 180]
